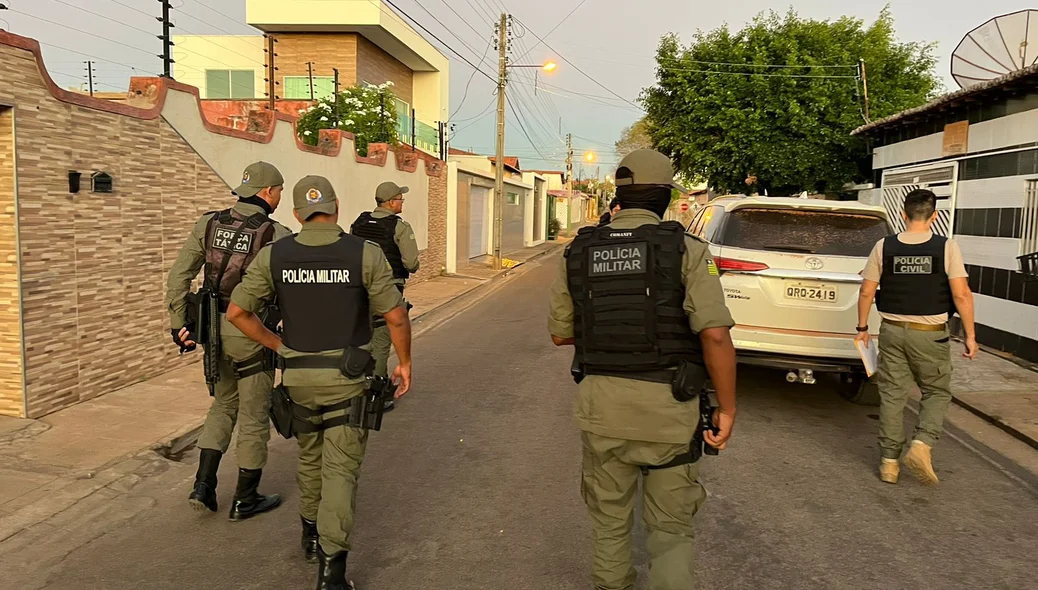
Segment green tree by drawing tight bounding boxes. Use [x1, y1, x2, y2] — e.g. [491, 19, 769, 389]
[642, 8, 940, 195]
[615, 118, 653, 159]
[296, 82, 399, 155]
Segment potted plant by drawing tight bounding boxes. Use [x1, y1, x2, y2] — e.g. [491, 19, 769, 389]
[547, 217, 561, 240]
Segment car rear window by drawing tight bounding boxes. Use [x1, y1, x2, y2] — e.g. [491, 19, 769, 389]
[718, 208, 889, 256]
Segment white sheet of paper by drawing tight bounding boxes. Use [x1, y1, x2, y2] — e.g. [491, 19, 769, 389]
[856, 339, 879, 377]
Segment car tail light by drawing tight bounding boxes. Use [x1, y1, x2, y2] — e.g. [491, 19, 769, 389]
[714, 257, 770, 273]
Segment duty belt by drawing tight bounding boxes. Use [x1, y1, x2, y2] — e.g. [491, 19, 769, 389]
[882, 319, 947, 332]
[279, 356, 341, 370]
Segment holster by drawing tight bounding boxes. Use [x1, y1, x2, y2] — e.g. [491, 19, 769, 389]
[268, 375, 395, 440]
[570, 355, 585, 384]
[671, 361, 707, 403]
[269, 384, 296, 439]
[339, 346, 376, 379]
[645, 387, 719, 473]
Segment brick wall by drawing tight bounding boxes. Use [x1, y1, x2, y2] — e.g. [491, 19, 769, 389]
[356, 36, 414, 105]
[274, 33, 359, 98]
[0, 106, 22, 416]
[0, 32, 448, 418]
[413, 157, 447, 281]
[0, 42, 227, 417]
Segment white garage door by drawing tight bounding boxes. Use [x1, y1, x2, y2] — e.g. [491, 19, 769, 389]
[469, 186, 489, 258]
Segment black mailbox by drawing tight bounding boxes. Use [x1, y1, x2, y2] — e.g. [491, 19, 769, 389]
[91, 171, 113, 193]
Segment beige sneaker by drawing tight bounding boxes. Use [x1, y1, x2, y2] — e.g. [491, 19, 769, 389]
[903, 440, 939, 486]
[879, 459, 899, 484]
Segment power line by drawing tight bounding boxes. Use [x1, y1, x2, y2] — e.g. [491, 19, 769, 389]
[513, 0, 588, 61]
[381, 0, 496, 83]
[514, 16, 642, 111]
[451, 33, 495, 119]
[102, 0, 154, 19]
[182, 0, 255, 33]
[435, 0, 488, 42]
[507, 98, 552, 162]
[9, 8, 157, 59]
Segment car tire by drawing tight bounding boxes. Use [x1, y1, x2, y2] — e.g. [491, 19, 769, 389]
[839, 373, 881, 406]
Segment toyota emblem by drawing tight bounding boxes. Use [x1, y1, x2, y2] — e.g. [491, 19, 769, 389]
[805, 257, 824, 270]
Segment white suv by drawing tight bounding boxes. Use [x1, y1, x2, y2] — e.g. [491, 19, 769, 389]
[686, 196, 888, 404]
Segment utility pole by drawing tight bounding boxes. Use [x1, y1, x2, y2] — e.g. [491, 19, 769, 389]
[859, 58, 871, 122]
[264, 34, 278, 110]
[84, 60, 95, 97]
[492, 12, 509, 270]
[565, 132, 573, 205]
[158, 0, 174, 78]
[306, 61, 315, 101]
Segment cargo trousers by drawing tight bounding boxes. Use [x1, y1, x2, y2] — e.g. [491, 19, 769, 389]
[291, 384, 369, 555]
[371, 283, 405, 378]
[581, 431, 708, 590]
[196, 316, 274, 470]
[876, 321, 954, 460]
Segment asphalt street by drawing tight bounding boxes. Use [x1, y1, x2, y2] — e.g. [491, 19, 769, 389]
[28, 253, 1038, 590]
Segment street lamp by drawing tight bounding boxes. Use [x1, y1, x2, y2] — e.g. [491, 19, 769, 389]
[584, 151, 596, 162]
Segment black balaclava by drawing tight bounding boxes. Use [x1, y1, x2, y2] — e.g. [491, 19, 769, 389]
[615, 185, 672, 217]
[238, 194, 274, 215]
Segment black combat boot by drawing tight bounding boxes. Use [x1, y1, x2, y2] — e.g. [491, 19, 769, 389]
[188, 448, 221, 513]
[301, 516, 319, 563]
[315, 547, 354, 590]
[227, 468, 282, 521]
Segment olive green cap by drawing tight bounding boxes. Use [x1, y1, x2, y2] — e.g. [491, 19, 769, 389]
[614, 149, 686, 192]
[293, 175, 338, 220]
[233, 161, 284, 197]
[375, 181, 409, 203]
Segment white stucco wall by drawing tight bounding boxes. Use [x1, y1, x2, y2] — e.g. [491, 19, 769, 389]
[160, 88, 430, 247]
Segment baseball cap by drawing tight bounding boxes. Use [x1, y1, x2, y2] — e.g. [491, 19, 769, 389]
[233, 161, 284, 197]
[614, 150, 686, 192]
[375, 181, 409, 203]
[293, 175, 338, 220]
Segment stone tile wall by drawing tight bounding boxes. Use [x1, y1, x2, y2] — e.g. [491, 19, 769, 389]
[0, 106, 22, 416]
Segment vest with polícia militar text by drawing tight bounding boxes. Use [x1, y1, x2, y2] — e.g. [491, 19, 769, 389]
[565, 221, 703, 377]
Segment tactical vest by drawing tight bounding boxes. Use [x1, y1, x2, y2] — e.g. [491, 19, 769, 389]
[566, 222, 703, 378]
[270, 233, 371, 353]
[877, 234, 953, 316]
[203, 208, 276, 310]
[351, 212, 408, 280]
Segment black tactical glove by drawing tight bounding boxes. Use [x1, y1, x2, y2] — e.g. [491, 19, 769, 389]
[172, 325, 197, 354]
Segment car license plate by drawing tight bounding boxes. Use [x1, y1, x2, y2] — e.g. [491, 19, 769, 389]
[784, 284, 837, 302]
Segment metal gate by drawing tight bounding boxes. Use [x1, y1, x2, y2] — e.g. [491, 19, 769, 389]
[880, 163, 958, 236]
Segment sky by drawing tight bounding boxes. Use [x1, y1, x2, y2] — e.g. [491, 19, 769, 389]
[4, 0, 1038, 174]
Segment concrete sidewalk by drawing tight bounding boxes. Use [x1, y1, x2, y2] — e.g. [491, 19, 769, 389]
[950, 346, 1038, 448]
[0, 241, 567, 547]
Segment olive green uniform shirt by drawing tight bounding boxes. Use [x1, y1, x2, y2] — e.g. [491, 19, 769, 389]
[230, 221, 405, 389]
[548, 209, 735, 444]
[370, 206, 420, 284]
[165, 201, 292, 334]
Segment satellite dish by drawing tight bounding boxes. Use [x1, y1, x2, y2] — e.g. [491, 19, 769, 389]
[952, 10, 1038, 89]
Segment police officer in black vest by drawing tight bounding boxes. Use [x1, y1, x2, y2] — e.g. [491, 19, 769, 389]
[856, 188, 977, 486]
[228, 175, 411, 590]
[548, 150, 738, 588]
[351, 181, 420, 410]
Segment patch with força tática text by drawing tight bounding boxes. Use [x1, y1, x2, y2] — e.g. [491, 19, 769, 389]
[211, 227, 253, 254]
[588, 242, 648, 277]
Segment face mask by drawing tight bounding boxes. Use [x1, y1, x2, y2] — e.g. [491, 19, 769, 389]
[616, 186, 672, 217]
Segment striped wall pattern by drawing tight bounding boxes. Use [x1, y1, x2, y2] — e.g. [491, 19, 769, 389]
[881, 184, 953, 236]
[0, 107, 23, 416]
[0, 44, 227, 417]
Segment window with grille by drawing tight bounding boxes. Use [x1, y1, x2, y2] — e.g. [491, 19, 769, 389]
[506, 192, 520, 206]
[1023, 180, 1038, 255]
[283, 76, 335, 100]
[205, 70, 255, 99]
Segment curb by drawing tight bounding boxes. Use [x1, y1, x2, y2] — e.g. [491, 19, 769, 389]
[946, 339, 1038, 451]
[951, 396, 1038, 451]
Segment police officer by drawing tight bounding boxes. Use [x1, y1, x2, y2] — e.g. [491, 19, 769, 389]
[165, 161, 291, 520]
[350, 181, 420, 411]
[227, 175, 412, 589]
[548, 150, 738, 590]
[855, 188, 977, 486]
[598, 197, 620, 225]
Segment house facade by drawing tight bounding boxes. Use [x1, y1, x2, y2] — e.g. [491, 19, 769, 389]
[853, 67, 1038, 363]
[173, 0, 449, 153]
